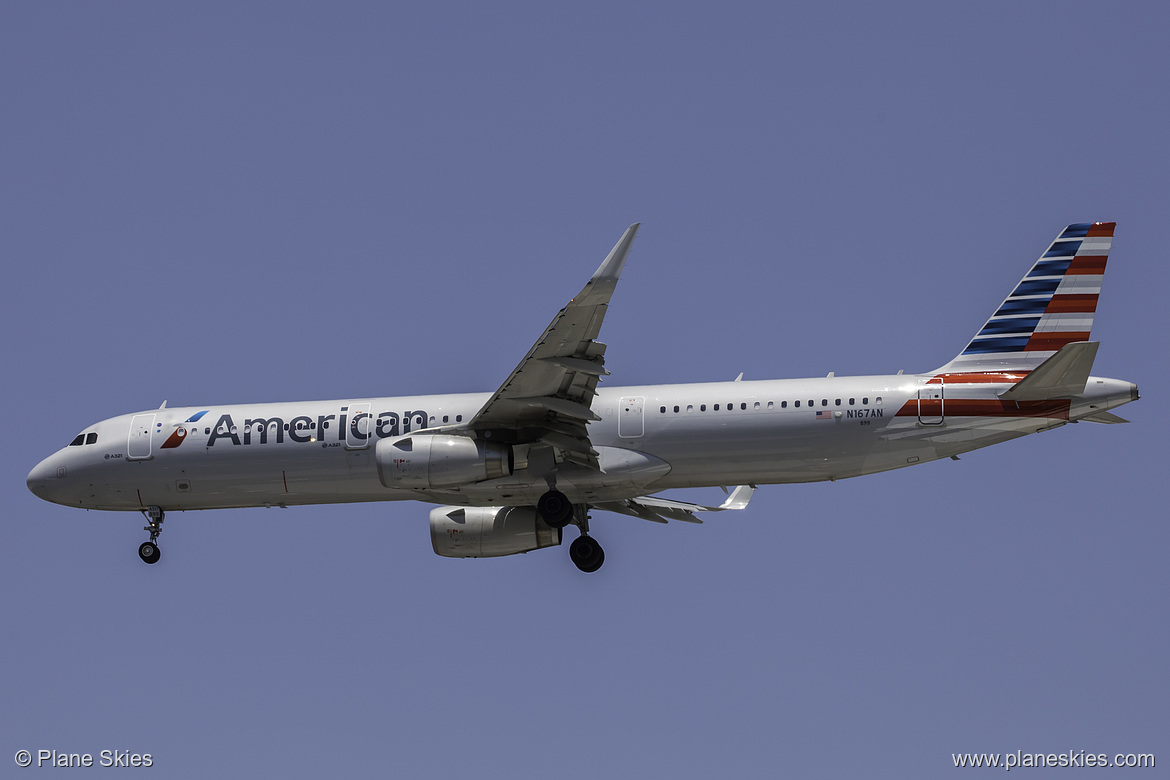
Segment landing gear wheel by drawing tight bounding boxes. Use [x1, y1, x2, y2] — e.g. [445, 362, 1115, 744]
[139, 505, 165, 565]
[570, 534, 605, 573]
[537, 489, 573, 529]
[138, 541, 161, 565]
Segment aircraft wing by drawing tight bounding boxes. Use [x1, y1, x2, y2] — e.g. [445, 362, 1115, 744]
[467, 224, 641, 469]
[592, 485, 756, 524]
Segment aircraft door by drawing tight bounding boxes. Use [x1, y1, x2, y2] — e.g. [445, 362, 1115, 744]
[128, 414, 155, 460]
[345, 402, 373, 450]
[917, 380, 944, 425]
[618, 396, 645, 438]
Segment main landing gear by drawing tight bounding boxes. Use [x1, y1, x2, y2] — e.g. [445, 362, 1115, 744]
[569, 533, 604, 573]
[537, 489, 604, 573]
[537, 489, 573, 528]
[138, 505, 164, 565]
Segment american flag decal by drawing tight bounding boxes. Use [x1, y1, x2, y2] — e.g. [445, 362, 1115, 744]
[815, 410, 833, 420]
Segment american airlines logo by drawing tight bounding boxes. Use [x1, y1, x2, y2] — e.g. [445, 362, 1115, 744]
[160, 406, 434, 448]
[160, 411, 207, 449]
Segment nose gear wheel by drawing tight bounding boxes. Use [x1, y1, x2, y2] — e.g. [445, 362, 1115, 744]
[138, 506, 165, 565]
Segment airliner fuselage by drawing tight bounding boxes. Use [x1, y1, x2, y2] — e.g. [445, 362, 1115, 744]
[28, 375, 1137, 510]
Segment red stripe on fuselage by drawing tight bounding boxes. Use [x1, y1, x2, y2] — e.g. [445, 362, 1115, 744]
[896, 398, 1070, 420]
[926, 372, 1029, 385]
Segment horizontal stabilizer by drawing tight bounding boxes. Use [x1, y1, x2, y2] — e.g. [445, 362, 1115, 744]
[592, 485, 756, 524]
[999, 341, 1099, 401]
[1081, 410, 1129, 424]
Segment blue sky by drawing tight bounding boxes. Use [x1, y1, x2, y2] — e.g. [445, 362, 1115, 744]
[2, 3, 1166, 777]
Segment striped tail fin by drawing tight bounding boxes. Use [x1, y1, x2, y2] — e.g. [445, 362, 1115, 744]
[934, 222, 1114, 374]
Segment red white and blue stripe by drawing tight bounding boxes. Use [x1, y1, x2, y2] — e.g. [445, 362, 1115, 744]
[937, 222, 1113, 373]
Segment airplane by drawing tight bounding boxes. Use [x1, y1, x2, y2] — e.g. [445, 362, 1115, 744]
[27, 222, 1139, 573]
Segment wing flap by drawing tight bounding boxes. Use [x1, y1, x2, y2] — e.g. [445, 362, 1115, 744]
[592, 485, 756, 524]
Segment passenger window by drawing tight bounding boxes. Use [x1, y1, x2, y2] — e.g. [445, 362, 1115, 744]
[740, 403, 747, 410]
[674, 405, 680, 413]
[808, 400, 814, 407]
[794, 400, 800, 407]
[767, 401, 774, 409]
[863, 397, 869, 405]
[821, 399, 828, 407]
[687, 405, 694, 412]
[835, 399, 841, 406]
[781, 401, 787, 408]
[876, 396, 883, 404]
[443, 415, 449, 423]
[753, 402, 760, 409]
[849, 398, 855, 405]
[700, 404, 706, 411]
[714, 404, 720, 411]
[456, 415, 463, 422]
[69, 434, 85, 446]
[660, 406, 666, 413]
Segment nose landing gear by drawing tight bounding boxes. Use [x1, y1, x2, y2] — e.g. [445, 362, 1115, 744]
[138, 506, 164, 565]
[138, 541, 161, 564]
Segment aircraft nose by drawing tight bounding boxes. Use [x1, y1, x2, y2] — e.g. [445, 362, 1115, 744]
[27, 457, 58, 501]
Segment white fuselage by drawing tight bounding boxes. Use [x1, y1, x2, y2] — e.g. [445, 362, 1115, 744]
[26, 372, 1138, 515]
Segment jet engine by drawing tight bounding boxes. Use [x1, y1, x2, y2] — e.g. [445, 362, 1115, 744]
[430, 506, 563, 558]
[376, 434, 513, 489]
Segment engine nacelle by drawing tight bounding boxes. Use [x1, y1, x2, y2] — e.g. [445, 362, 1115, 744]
[376, 434, 513, 490]
[430, 506, 563, 558]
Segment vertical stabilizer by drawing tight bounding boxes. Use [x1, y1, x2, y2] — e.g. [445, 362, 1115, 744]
[935, 222, 1114, 374]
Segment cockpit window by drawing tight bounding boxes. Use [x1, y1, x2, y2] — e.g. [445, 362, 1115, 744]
[69, 434, 85, 446]
[85, 432, 98, 445]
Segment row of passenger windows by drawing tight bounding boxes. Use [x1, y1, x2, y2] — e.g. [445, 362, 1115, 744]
[660, 397, 882, 414]
[68, 433, 98, 446]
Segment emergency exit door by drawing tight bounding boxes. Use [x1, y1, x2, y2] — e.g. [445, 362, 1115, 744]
[128, 414, 155, 460]
[917, 380, 945, 425]
[618, 396, 644, 438]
